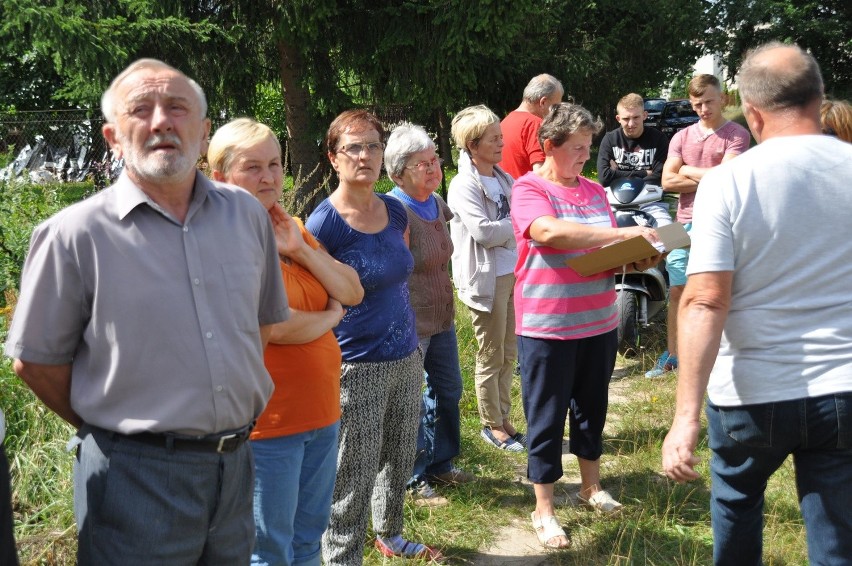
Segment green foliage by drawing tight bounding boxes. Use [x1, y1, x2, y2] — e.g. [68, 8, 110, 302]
[669, 74, 692, 100]
[0, 0, 269, 114]
[0, 146, 16, 169]
[0, 0, 714, 210]
[544, 0, 705, 118]
[0, 180, 95, 306]
[324, 0, 706, 121]
[0, 47, 66, 111]
[705, 0, 852, 99]
[251, 82, 288, 138]
[354, 0, 546, 112]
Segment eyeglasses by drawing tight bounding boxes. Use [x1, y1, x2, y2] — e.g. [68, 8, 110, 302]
[336, 142, 384, 157]
[405, 157, 444, 171]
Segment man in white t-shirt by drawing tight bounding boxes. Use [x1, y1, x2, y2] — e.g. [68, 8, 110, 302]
[662, 43, 852, 565]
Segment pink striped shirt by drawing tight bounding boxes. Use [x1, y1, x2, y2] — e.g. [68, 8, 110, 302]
[511, 173, 618, 340]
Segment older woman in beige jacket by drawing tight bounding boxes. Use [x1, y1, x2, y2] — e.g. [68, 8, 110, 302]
[447, 104, 524, 452]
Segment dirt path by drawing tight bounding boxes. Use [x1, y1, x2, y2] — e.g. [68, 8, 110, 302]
[467, 376, 634, 564]
[466, 517, 559, 565]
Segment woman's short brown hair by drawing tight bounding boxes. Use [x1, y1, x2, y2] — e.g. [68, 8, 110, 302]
[326, 109, 385, 154]
[538, 103, 602, 148]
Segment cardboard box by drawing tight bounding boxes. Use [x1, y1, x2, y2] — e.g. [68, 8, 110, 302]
[566, 222, 690, 276]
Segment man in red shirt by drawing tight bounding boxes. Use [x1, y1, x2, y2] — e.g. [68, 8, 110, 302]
[499, 74, 563, 179]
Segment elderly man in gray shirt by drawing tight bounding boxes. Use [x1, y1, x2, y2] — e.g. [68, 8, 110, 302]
[4, 59, 289, 564]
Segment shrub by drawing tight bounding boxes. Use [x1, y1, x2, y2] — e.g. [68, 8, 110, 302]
[0, 180, 96, 309]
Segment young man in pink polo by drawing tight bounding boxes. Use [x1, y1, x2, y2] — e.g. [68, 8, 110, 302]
[653, 75, 750, 378]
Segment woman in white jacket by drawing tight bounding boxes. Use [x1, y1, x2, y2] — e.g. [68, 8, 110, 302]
[448, 105, 525, 452]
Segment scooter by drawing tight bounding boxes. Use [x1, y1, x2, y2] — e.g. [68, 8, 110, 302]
[604, 177, 670, 351]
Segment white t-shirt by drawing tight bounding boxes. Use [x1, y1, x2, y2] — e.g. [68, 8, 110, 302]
[480, 174, 517, 276]
[688, 135, 852, 405]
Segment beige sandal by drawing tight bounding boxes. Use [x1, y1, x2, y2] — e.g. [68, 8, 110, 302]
[577, 490, 623, 514]
[531, 511, 571, 549]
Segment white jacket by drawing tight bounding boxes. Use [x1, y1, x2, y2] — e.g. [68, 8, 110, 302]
[447, 151, 516, 312]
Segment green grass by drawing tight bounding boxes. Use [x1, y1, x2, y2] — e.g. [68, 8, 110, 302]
[356, 306, 808, 565]
[1, 354, 76, 565]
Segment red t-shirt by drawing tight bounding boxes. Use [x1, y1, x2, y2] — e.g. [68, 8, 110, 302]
[251, 218, 342, 440]
[499, 110, 545, 179]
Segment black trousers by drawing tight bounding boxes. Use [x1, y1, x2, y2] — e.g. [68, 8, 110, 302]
[1, 445, 19, 566]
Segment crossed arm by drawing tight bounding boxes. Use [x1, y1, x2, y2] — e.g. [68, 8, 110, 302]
[449, 179, 514, 249]
[662, 153, 740, 194]
[267, 204, 364, 345]
[597, 137, 653, 187]
[662, 156, 703, 193]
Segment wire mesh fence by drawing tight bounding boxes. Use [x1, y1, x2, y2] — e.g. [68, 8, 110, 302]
[0, 109, 110, 185]
[0, 106, 450, 204]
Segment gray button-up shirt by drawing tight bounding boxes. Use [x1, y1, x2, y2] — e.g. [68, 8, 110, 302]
[5, 171, 289, 435]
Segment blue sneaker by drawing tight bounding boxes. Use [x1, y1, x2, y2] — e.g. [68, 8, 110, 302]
[645, 351, 678, 379]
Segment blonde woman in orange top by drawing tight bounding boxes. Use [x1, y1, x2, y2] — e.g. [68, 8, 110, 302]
[208, 118, 363, 566]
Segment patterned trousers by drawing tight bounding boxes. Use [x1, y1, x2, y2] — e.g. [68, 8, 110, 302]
[321, 349, 423, 566]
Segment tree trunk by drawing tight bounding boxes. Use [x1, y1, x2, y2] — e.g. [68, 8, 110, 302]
[436, 109, 454, 201]
[276, 37, 328, 218]
[437, 109, 454, 169]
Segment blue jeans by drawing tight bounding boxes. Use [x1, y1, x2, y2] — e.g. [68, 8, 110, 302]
[411, 327, 463, 480]
[707, 394, 852, 566]
[251, 422, 339, 566]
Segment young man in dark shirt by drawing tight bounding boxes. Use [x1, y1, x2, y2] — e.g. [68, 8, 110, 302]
[597, 92, 669, 188]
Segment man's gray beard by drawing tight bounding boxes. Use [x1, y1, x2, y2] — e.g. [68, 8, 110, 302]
[121, 134, 199, 184]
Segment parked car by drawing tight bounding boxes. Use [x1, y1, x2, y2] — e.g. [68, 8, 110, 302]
[643, 97, 666, 128]
[658, 99, 699, 139]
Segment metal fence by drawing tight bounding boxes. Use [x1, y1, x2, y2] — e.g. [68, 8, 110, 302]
[0, 109, 111, 185]
[0, 106, 448, 200]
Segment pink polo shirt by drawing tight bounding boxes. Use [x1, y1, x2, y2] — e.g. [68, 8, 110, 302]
[669, 121, 750, 222]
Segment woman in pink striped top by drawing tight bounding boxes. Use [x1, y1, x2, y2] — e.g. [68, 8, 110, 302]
[511, 103, 662, 549]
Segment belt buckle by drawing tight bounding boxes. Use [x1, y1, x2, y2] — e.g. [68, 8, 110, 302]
[216, 433, 238, 453]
